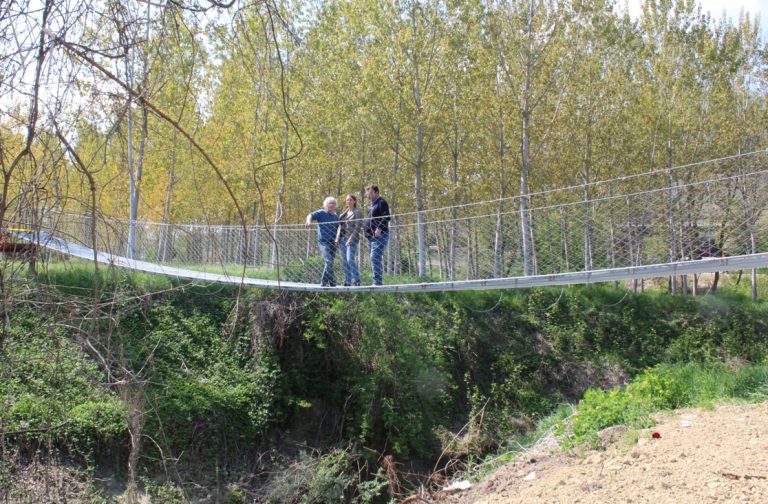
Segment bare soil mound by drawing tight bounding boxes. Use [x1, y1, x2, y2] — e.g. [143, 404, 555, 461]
[443, 402, 768, 504]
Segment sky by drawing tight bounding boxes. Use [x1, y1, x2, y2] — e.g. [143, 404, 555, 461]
[624, 0, 768, 36]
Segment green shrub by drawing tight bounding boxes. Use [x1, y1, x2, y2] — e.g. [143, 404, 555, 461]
[287, 293, 453, 456]
[564, 363, 768, 448]
[565, 367, 686, 447]
[1, 311, 127, 459]
[140, 477, 187, 503]
[128, 304, 284, 462]
[260, 448, 387, 504]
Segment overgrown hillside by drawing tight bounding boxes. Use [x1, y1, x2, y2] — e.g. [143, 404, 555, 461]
[2, 267, 768, 502]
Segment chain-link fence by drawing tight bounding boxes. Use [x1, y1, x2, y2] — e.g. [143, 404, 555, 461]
[7, 150, 768, 292]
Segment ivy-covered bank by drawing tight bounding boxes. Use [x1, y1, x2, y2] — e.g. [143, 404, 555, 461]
[2, 273, 768, 501]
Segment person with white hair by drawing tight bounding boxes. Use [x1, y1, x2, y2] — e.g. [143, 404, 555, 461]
[305, 196, 340, 287]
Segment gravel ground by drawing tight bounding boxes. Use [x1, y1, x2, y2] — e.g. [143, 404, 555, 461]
[441, 402, 768, 504]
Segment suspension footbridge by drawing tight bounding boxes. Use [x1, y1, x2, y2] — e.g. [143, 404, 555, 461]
[4, 150, 768, 293]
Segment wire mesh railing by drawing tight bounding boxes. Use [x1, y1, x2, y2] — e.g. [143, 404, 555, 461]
[6, 150, 768, 291]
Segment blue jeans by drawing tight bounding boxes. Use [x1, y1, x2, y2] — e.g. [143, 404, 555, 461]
[368, 234, 389, 286]
[340, 241, 360, 285]
[318, 242, 337, 286]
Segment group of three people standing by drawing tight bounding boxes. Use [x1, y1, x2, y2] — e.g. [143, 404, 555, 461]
[305, 185, 390, 287]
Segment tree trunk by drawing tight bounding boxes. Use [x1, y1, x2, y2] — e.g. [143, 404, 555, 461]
[561, 207, 570, 271]
[122, 382, 145, 504]
[389, 123, 402, 275]
[518, 1, 535, 277]
[465, 219, 473, 280]
[750, 229, 757, 301]
[253, 203, 261, 266]
[666, 173, 678, 294]
[520, 108, 533, 275]
[582, 124, 593, 270]
[125, 52, 136, 259]
[414, 122, 426, 278]
[493, 91, 506, 278]
[410, 10, 429, 279]
[666, 123, 678, 293]
[493, 206, 504, 278]
[271, 129, 288, 269]
[449, 119, 461, 281]
[158, 164, 175, 262]
[126, 1, 151, 261]
[127, 101, 148, 261]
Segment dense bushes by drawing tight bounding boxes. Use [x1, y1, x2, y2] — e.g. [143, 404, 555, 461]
[0, 309, 127, 461]
[524, 286, 768, 368]
[228, 286, 768, 458]
[126, 304, 284, 459]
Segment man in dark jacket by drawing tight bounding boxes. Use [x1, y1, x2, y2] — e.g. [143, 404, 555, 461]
[364, 185, 390, 286]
